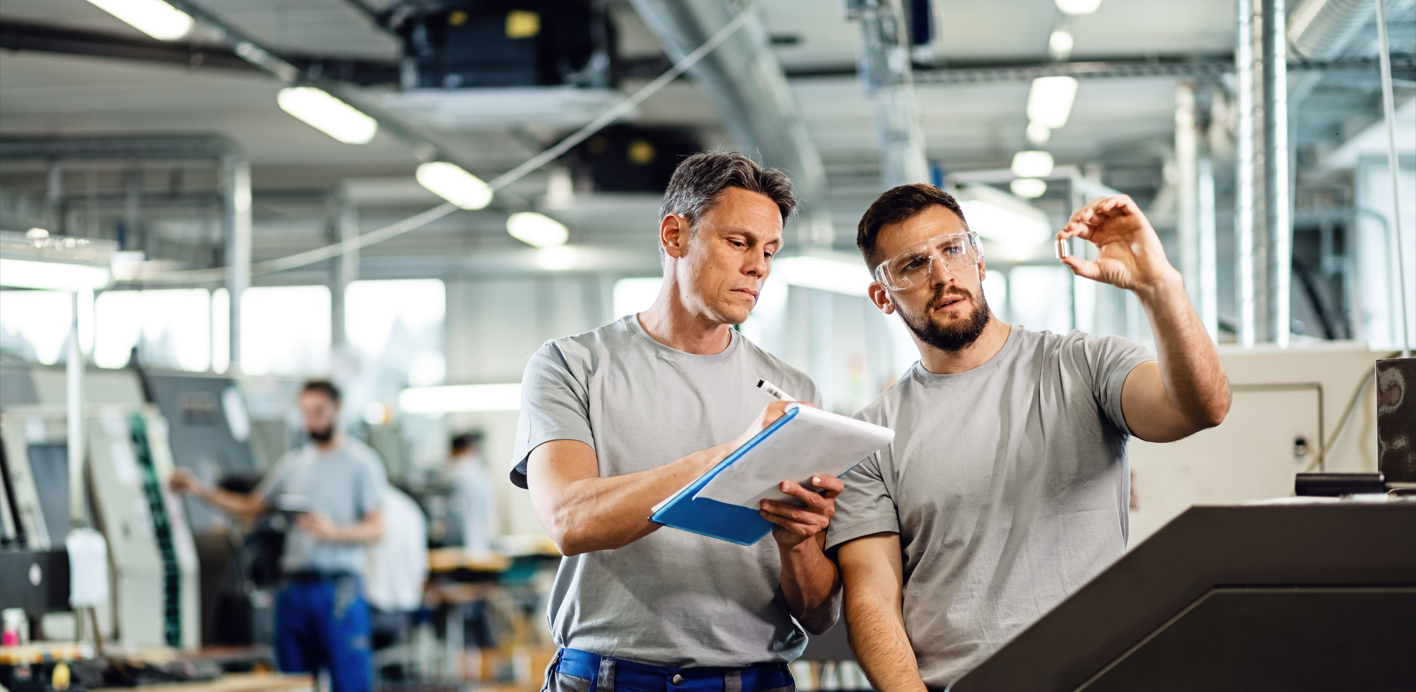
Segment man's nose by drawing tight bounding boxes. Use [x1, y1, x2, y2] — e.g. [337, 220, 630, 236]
[928, 255, 956, 285]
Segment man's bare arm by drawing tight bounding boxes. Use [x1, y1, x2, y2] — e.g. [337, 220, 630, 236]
[170, 468, 268, 518]
[298, 508, 384, 544]
[838, 533, 927, 692]
[528, 401, 795, 556]
[766, 478, 845, 635]
[1058, 195, 1230, 442]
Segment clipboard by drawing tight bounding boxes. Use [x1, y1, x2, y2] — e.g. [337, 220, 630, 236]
[650, 404, 894, 545]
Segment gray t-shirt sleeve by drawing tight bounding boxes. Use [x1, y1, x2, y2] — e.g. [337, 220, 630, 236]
[824, 449, 899, 552]
[510, 340, 596, 489]
[1079, 333, 1153, 436]
[354, 452, 386, 518]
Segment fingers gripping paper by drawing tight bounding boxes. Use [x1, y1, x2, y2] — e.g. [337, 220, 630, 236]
[695, 405, 894, 508]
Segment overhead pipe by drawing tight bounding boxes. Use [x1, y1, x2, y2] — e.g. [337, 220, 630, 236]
[627, 0, 833, 246]
[0, 136, 252, 370]
[847, 0, 930, 189]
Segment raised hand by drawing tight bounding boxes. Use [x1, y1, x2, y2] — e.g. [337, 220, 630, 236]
[761, 475, 845, 548]
[1057, 195, 1181, 294]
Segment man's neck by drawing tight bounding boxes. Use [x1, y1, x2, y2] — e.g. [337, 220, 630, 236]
[637, 280, 734, 356]
[916, 315, 1012, 375]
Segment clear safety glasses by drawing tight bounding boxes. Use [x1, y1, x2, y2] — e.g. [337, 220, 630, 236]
[872, 232, 985, 291]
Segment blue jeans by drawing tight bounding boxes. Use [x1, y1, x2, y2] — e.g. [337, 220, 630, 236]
[275, 575, 373, 692]
[546, 648, 795, 692]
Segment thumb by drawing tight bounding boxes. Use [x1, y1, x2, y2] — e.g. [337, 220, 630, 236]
[1061, 255, 1103, 281]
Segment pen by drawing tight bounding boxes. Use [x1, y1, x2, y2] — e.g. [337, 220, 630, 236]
[756, 379, 797, 402]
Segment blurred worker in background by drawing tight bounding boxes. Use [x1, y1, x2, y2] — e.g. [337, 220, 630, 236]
[830, 187, 1231, 690]
[446, 431, 496, 557]
[171, 380, 387, 692]
[515, 152, 842, 691]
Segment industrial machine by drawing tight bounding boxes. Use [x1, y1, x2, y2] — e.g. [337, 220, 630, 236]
[948, 502, 1416, 691]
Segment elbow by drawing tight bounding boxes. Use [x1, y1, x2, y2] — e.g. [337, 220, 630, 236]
[801, 607, 841, 636]
[1198, 386, 1232, 429]
[543, 513, 592, 556]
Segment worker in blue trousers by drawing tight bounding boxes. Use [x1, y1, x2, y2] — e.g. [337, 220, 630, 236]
[172, 380, 387, 692]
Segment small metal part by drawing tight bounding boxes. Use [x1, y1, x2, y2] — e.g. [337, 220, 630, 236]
[1055, 236, 1070, 260]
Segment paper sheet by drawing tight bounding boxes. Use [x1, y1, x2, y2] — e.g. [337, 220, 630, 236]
[694, 405, 893, 509]
[66, 528, 110, 607]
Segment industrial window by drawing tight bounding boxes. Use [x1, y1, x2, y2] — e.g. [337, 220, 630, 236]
[345, 279, 446, 387]
[240, 285, 332, 376]
[0, 290, 74, 364]
[94, 289, 211, 371]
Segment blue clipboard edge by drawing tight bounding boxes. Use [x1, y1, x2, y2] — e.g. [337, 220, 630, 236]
[650, 404, 802, 521]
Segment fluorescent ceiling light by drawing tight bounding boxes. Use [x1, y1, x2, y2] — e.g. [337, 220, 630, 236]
[1048, 29, 1074, 57]
[1027, 76, 1079, 129]
[1010, 178, 1048, 199]
[773, 255, 872, 297]
[0, 258, 112, 291]
[87, 0, 193, 40]
[1026, 121, 1051, 146]
[1055, 0, 1102, 15]
[416, 162, 493, 210]
[507, 212, 569, 248]
[1011, 150, 1055, 178]
[956, 184, 1053, 260]
[398, 384, 521, 413]
[277, 87, 378, 144]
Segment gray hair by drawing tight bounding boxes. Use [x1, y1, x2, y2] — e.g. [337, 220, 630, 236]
[659, 151, 797, 228]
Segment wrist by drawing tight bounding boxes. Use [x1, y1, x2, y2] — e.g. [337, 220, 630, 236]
[777, 532, 820, 558]
[1132, 268, 1185, 306]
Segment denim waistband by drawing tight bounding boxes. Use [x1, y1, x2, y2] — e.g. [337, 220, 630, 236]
[555, 648, 793, 692]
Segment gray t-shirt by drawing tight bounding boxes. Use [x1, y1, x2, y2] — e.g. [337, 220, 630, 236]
[825, 326, 1151, 688]
[256, 438, 387, 574]
[512, 314, 821, 667]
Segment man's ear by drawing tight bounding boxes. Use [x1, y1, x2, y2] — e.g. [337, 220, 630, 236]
[660, 213, 689, 260]
[868, 282, 895, 315]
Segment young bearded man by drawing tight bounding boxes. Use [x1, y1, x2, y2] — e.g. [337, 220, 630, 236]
[513, 152, 843, 691]
[828, 185, 1231, 690]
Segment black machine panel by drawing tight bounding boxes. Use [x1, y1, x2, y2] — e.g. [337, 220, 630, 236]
[395, 1, 615, 89]
[25, 443, 69, 542]
[949, 503, 1416, 691]
[142, 373, 257, 534]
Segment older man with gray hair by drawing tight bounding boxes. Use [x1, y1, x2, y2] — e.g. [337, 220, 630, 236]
[513, 151, 842, 691]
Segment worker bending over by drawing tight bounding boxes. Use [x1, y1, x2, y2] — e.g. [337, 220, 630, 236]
[829, 186, 1230, 689]
[515, 152, 841, 690]
[171, 380, 387, 692]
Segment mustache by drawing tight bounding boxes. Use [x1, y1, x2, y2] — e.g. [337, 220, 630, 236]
[929, 285, 974, 310]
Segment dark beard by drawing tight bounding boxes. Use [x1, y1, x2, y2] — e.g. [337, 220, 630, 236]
[307, 425, 335, 443]
[900, 285, 992, 352]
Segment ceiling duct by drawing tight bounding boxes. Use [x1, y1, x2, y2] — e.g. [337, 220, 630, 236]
[626, 0, 831, 244]
[1288, 0, 1376, 59]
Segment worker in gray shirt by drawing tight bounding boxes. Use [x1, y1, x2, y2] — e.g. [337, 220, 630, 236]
[829, 186, 1231, 690]
[514, 152, 842, 690]
[172, 380, 386, 692]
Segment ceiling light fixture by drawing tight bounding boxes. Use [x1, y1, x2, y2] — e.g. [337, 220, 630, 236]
[416, 162, 494, 210]
[86, 0, 194, 41]
[1027, 76, 1079, 129]
[277, 87, 378, 144]
[1011, 150, 1055, 178]
[1055, 0, 1102, 15]
[507, 212, 569, 248]
[1026, 121, 1052, 146]
[398, 383, 522, 413]
[1010, 178, 1048, 199]
[0, 258, 113, 291]
[1048, 29, 1075, 58]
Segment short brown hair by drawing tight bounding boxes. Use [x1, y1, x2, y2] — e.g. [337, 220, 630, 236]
[300, 379, 341, 405]
[856, 184, 968, 271]
[660, 151, 797, 227]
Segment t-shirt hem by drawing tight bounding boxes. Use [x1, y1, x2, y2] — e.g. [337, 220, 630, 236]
[823, 518, 900, 552]
[1106, 355, 1156, 437]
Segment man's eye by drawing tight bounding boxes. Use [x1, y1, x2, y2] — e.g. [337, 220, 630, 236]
[730, 240, 746, 248]
[904, 257, 927, 270]
[944, 245, 962, 255]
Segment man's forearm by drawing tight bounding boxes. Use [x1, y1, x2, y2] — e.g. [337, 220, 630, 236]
[193, 485, 265, 518]
[1136, 273, 1230, 427]
[779, 536, 841, 635]
[328, 516, 384, 544]
[846, 592, 927, 692]
[534, 443, 729, 555]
